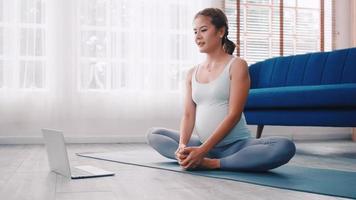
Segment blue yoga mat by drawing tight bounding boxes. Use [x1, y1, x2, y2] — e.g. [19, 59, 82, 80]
[77, 150, 356, 199]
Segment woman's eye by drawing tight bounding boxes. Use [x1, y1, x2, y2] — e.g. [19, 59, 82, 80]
[201, 29, 207, 32]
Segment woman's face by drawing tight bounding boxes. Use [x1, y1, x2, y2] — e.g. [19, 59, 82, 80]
[193, 15, 223, 53]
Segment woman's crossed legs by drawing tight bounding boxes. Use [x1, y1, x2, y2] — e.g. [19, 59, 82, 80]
[146, 127, 296, 172]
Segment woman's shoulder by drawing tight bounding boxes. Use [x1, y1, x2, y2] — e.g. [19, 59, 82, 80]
[231, 56, 248, 67]
[186, 65, 199, 80]
[229, 56, 249, 77]
[184, 65, 199, 84]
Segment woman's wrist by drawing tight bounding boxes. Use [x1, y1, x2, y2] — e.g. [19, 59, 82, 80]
[178, 143, 186, 149]
[199, 144, 211, 155]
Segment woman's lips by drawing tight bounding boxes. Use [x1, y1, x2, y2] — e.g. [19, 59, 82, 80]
[197, 41, 205, 47]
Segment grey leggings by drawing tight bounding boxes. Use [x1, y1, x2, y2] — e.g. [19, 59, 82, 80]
[146, 128, 296, 172]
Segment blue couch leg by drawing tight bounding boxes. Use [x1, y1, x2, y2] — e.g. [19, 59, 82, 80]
[256, 125, 264, 138]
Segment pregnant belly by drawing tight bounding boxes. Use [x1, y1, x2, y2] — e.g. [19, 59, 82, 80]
[194, 104, 228, 142]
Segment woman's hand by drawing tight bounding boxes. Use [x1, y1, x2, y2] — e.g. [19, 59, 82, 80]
[175, 144, 187, 163]
[179, 146, 206, 170]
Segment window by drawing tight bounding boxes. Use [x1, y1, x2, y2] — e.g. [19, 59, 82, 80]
[0, 0, 214, 137]
[0, 0, 47, 89]
[225, 0, 333, 64]
[78, 0, 203, 92]
[0, 0, 205, 92]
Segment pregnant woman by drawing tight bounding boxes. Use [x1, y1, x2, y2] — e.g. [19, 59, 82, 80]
[147, 8, 295, 171]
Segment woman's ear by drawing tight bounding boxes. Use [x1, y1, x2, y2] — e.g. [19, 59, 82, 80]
[218, 27, 226, 38]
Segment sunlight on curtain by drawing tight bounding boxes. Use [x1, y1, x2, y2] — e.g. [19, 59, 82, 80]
[0, 0, 53, 137]
[0, 0, 216, 138]
[78, 0, 205, 92]
[1, 0, 46, 90]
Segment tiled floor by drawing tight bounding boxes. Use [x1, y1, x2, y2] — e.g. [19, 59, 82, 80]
[0, 140, 355, 200]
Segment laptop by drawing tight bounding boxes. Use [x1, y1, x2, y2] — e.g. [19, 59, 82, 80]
[42, 129, 115, 179]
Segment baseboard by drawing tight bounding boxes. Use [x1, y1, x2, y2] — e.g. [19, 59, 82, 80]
[288, 131, 351, 141]
[248, 125, 352, 141]
[0, 135, 147, 144]
[0, 127, 352, 144]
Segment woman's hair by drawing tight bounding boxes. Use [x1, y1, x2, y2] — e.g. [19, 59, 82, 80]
[194, 8, 236, 55]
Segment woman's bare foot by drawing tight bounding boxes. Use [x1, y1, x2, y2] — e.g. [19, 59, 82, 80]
[199, 158, 220, 169]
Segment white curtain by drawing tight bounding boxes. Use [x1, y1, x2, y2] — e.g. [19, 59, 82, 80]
[0, 0, 219, 140]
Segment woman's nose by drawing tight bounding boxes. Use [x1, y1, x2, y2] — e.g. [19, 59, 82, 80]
[195, 32, 202, 39]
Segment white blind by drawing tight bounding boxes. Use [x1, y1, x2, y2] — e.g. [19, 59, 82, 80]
[225, 0, 333, 65]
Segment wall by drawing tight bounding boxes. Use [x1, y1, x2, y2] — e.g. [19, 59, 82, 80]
[334, 0, 354, 49]
[352, 0, 356, 46]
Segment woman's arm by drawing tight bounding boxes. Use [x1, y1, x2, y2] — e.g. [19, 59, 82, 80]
[200, 58, 250, 153]
[178, 67, 197, 147]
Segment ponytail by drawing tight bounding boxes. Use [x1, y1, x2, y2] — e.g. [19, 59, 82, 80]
[223, 37, 236, 55]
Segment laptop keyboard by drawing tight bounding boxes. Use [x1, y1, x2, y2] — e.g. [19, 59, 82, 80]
[70, 165, 114, 178]
[71, 167, 94, 177]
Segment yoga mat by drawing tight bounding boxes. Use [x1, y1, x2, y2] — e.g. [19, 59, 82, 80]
[77, 150, 356, 199]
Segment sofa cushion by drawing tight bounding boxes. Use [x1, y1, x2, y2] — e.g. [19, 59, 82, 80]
[245, 83, 356, 109]
[244, 109, 356, 126]
[249, 47, 356, 89]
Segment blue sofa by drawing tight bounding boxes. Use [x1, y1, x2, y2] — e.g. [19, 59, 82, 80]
[244, 47, 356, 138]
